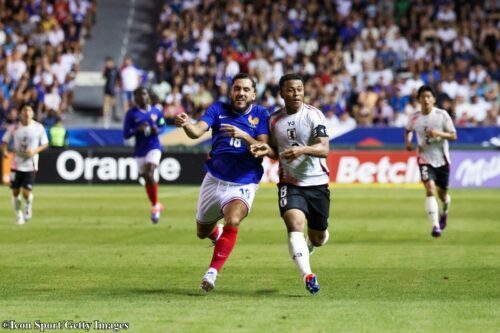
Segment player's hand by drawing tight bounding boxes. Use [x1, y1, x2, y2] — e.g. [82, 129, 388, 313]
[23, 148, 35, 158]
[220, 124, 248, 140]
[280, 147, 304, 161]
[250, 143, 270, 158]
[425, 128, 439, 138]
[138, 122, 151, 136]
[405, 142, 414, 151]
[174, 113, 190, 127]
[150, 125, 158, 135]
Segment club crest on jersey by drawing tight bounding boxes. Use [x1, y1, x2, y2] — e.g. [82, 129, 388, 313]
[248, 115, 259, 128]
[151, 114, 158, 122]
[287, 128, 297, 140]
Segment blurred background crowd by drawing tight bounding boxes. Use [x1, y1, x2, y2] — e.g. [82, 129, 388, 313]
[0, 0, 498, 138]
[0, 0, 96, 128]
[151, 0, 498, 137]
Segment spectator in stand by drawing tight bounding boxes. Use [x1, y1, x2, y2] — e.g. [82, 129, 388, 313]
[149, 0, 497, 129]
[120, 55, 142, 114]
[102, 56, 119, 127]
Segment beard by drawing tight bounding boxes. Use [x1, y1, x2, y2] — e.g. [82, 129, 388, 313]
[232, 100, 252, 113]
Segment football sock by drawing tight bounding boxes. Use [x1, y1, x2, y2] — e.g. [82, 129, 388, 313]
[425, 196, 439, 228]
[25, 192, 33, 205]
[209, 225, 238, 272]
[145, 182, 158, 206]
[288, 231, 312, 278]
[442, 194, 451, 214]
[12, 195, 21, 212]
[208, 224, 222, 241]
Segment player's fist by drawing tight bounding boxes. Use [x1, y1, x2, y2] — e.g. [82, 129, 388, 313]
[405, 142, 413, 151]
[250, 143, 270, 158]
[174, 113, 190, 127]
[138, 122, 151, 136]
[280, 147, 304, 161]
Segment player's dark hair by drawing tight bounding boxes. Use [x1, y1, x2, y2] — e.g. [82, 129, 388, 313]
[231, 73, 256, 91]
[134, 86, 148, 95]
[417, 85, 436, 98]
[20, 102, 34, 110]
[279, 73, 304, 89]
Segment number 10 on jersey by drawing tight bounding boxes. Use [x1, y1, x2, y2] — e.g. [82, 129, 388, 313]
[230, 138, 242, 148]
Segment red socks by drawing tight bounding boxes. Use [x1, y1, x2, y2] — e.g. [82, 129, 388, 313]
[209, 225, 239, 272]
[208, 225, 221, 241]
[145, 182, 158, 206]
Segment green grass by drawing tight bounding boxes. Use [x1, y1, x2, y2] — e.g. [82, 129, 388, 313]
[0, 185, 499, 333]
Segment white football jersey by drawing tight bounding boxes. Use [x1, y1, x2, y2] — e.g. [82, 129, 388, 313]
[406, 107, 456, 167]
[2, 121, 48, 172]
[269, 103, 330, 186]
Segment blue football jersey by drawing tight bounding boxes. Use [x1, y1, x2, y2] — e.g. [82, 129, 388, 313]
[123, 105, 166, 157]
[200, 102, 270, 184]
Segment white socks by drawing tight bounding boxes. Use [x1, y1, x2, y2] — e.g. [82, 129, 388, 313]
[425, 196, 439, 228]
[443, 194, 451, 214]
[12, 195, 21, 213]
[288, 232, 312, 278]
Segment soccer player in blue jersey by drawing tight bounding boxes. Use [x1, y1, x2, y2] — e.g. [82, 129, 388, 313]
[123, 87, 166, 223]
[174, 73, 269, 292]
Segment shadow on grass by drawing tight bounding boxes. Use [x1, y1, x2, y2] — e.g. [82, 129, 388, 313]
[120, 287, 305, 299]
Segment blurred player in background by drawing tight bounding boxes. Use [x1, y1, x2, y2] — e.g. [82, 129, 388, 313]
[174, 73, 269, 292]
[405, 85, 457, 238]
[251, 74, 330, 295]
[2, 104, 49, 225]
[123, 87, 166, 223]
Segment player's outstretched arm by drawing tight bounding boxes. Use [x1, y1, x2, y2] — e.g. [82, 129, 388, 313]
[174, 113, 208, 139]
[250, 143, 278, 160]
[404, 129, 414, 151]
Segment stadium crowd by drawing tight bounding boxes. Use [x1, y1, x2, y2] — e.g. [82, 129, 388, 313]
[151, 0, 498, 137]
[0, 0, 96, 128]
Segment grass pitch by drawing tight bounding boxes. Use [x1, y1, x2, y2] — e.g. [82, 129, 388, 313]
[0, 185, 499, 333]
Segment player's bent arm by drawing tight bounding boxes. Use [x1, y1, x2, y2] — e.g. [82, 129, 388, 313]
[302, 136, 329, 158]
[439, 130, 457, 141]
[37, 143, 49, 154]
[182, 121, 209, 139]
[1, 142, 8, 158]
[242, 133, 268, 146]
[405, 129, 414, 150]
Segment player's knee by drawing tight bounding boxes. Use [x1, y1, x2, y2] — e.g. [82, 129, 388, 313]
[196, 229, 210, 239]
[224, 217, 241, 227]
[310, 236, 325, 247]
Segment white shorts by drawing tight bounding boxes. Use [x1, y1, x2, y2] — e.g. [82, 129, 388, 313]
[196, 172, 259, 224]
[135, 149, 162, 174]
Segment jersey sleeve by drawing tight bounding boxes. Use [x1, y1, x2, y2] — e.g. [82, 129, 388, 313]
[123, 111, 135, 139]
[256, 107, 270, 137]
[199, 103, 218, 128]
[309, 108, 328, 138]
[155, 108, 167, 133]
[40, 125, 49, 145]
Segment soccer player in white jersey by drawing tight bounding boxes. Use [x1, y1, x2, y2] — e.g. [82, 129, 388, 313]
[2, 104, 49, 225]
[405, 85, 457, 237]
[251, 74, 330, 295]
